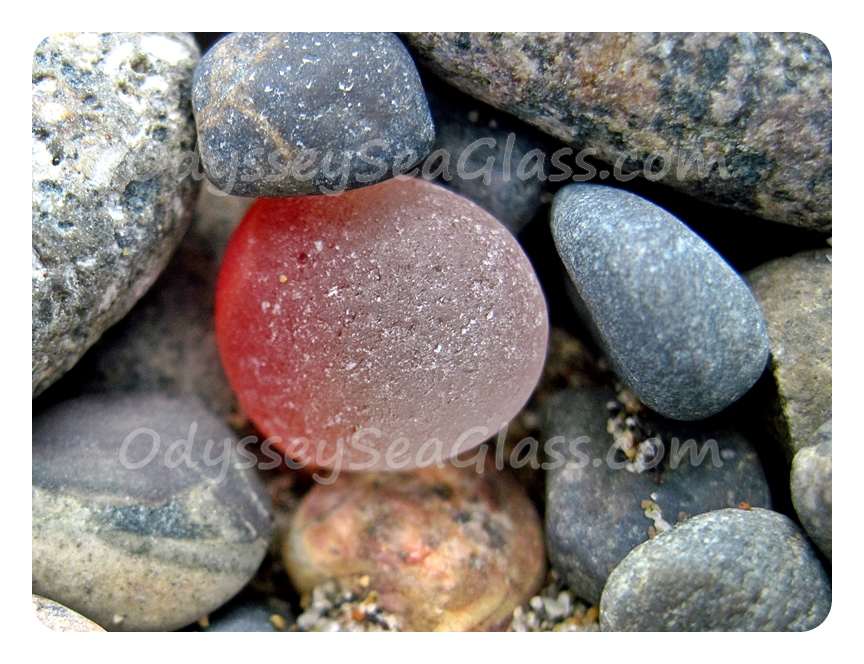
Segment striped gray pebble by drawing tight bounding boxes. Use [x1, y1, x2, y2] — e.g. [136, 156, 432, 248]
[32, 393, 272, 632]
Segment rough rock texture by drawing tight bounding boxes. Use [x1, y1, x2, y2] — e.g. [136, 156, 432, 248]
[402, 32, 832, 230]
[791, 420, 832, 561]
[551, 184, 769, 420]
[33, 595, 106, 632]
[52, 186, 253, 417]
[423, 75, 557, 235]
[216, 178, 549, 470]
[32, 32, 201, 396]
[600, 508, 831, 631]
[283, 466, 545, 631]
[32, 393, 272, 632]
[746, 249, 832, 461]
[544, 387, 771, 604]
[193, 32, 434, 196]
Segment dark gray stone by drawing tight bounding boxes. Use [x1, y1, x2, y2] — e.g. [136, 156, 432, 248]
[544, 387, 771, 605]
[746, 249, 832, 461]
[32, 393, 272, 632]
[791, 420, 832, 561]
[402, 32, 832, 231]
[193, 32, 434, 196]
[423, 78, 556, 235]
[551, 184, 770, 420]
[600, 508, 831, 631]
[50, 187, 253, 417]
[32, 32, 201, 397]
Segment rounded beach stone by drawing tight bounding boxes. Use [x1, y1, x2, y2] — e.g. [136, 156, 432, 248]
[746, 249, 832, 461]
[192, 32, 434, 197]
[402, 32, 832, 230]
[193, 592, 293, 632]
[551, 183, 770, 421]
[423, 77, 555, 235]
[283, 466, 545, 631]
[600, 508, 831, 631]
[32, 32, 201, 396]
[544, 386, 771, 604]
[33, 595, 106, 632]
[32, 393, 273, 632]
[50, 186, 253, 418]
[791, 420, 832, 561]
[215, 178, 548, 470]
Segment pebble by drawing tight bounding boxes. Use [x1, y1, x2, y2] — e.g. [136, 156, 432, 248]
[32, 393, 273, 631]
[191, 591, 293, 632]
[46, 186, 253, 417]
[33, 595, 105, 632]
[192, 32, 434, 197]
[600, 508, 831, 631]
[216, 178, 548, 470]
[403, 32, 832, 230]
[791, 421, 832, 561]
[423, 76, 556, 235]
[544, 386, 771, 604]
[746, 249, 832, 461]
[508, 570, 599, 632]
[283, 466, 546, 631]
[551, 184, 770, 420]
[32, 32, 201, 396]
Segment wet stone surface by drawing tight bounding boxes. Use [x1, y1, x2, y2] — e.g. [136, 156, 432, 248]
[791, 420, 832, 561]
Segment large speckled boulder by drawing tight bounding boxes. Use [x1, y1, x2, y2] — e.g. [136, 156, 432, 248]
[403, 32, 832, 230]
[32, 393, 272, 632]
[746, 249, 832, 461]
[600, 508, 831, 631]
[32, 32, 201, 396]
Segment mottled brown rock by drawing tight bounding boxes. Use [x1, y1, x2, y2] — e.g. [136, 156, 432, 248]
[791, 421, 832, 561]
[283, 466, 545, 631]
[402, 32, 831, 230]
[746, 249, 832, 461]
[33, 595, 106, 632]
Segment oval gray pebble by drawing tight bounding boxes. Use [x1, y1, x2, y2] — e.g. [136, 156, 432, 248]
[551, 184, 770, 420]
[544, 386, 771, 604]
[192, 32, 435, 197]
[600, 508, 831, 631]
[32, 393, 272, 632]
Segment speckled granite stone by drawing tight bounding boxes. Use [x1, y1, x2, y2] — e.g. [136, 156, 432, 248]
[32, 33, 201, 396]
[746, 249, 832, 461]
[33, 595, 106, 632]
[600, 508, 831, 631]
[193, 32, 434, 196]
[791, 420, 832, 561]
[52, 187, 253, 417]
[551, 184, 770, 420]
[403, 32, 831, 230]
[544, 387, 771, 604]
[32, 393, 272, 632]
